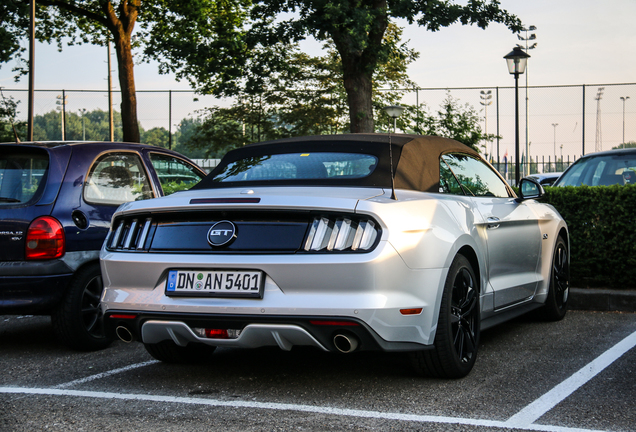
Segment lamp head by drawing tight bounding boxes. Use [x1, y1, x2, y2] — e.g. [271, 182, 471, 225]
[504, 46, 530, 75]
[383, 105, 405, 119]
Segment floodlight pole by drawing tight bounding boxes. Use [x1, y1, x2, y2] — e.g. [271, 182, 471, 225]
[620, 96, 630, 148]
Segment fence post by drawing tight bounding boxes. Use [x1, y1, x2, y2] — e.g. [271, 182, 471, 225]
[496, 86, 500, 162]
[62, 89, 66, 141]
[416, 88, 419, 133]
[168, 90, 172, 149]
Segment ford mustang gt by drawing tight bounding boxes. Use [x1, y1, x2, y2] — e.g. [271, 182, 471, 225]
[100, 134, 569, 378]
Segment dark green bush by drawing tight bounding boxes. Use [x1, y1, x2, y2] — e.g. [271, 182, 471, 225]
[542, 185, 636, 289]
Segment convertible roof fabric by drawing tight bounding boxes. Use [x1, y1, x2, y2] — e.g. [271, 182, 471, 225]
[195, 133, 480, 193]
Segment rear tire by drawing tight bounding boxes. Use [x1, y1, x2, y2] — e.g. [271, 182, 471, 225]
[537, 236, 569, 321]
[144, 340, 216, 364]
[51, 263, 113, 351]
[410, 254, 480, 378]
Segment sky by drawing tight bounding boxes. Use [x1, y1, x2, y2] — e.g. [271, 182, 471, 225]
[1, 0, 635, 159]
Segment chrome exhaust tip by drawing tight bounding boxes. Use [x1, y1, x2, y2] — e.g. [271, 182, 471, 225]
[115, 325, 135, 343]
[333, 334, 359, 353]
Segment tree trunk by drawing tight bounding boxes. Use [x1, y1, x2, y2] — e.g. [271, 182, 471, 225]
[343, 69, 374, 133]
[331, 1, 388, 134]
[112, 34, 140, 143]
[103, 0, 140, 143]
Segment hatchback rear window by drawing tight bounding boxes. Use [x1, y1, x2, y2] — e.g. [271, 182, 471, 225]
[0, 149, 49, 206]
[212, 152, 378, 183]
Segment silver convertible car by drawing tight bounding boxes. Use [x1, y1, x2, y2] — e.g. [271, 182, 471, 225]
[100, 134, 569, 378]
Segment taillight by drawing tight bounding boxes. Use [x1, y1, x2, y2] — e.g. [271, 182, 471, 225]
[303, 217, 379, 252]
[25, 216, 65, 260]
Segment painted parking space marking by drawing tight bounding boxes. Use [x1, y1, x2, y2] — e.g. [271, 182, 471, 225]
[54, 360, 160, 389]
[0, 386, 606, 432]
[505, 328, 636, 428]
[1, 329, 634, 432]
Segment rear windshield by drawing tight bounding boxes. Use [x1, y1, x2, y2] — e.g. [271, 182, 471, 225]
[0, 149, 49, 206]
[212, 152, 378, 183]
[556, 153, 636, 186]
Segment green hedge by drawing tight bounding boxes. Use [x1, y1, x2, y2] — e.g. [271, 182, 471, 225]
[541, 185, 636, 289]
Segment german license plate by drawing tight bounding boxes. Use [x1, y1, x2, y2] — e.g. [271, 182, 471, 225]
[166, 269, 264, 298]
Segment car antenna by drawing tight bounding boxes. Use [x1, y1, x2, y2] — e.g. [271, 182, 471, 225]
[383, 106, 405, 200]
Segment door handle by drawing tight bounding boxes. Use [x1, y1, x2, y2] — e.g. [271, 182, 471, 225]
[487, 216, 500, 229]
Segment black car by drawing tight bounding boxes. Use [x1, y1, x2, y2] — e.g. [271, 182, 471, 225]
[525, 172, 563, 187]
[0, 141, 206, 350]
[554, 148, 636, 187]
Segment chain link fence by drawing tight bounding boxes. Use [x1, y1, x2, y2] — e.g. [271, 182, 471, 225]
[3, 83, 635, 181]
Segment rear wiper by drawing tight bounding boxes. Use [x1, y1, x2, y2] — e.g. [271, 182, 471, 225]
[0, 197, 21, 203]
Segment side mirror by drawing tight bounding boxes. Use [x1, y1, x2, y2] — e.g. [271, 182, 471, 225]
[516, 178, 545, 202]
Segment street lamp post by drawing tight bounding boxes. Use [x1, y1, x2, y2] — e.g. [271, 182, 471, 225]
[517, 26, 537, 176]
[384, 105, 405, 133]
[620, 96, 630, 148]
[504, 47, 530, 186]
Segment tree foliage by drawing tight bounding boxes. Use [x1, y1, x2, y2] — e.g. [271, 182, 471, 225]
[0, 89, 25, 142]
[399, 92, 496, 152]
[0, 0, 250, 143]
[612, 141, 636, 150]
[180, 24, 419, 157]
[244, 0, 522, 132]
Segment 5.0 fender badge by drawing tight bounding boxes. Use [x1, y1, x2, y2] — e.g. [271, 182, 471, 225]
[207, 220, 237, 247]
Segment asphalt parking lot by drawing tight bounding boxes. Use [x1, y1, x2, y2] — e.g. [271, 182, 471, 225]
[1, 309, 635, 432]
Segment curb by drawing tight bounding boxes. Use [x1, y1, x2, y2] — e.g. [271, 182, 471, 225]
[569, 288, 636, 312]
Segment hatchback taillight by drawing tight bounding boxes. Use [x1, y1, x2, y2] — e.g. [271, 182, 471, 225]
[25, 216, 65, 260]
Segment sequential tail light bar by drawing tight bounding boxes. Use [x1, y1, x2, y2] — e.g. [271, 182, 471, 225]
[303, 217, 379, 252]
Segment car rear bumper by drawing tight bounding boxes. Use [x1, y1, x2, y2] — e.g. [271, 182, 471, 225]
[100, 242, 450, 348]
[0, 273, 73, 314]
[104, 311, 433, 353]
[0, 251, 98, 314]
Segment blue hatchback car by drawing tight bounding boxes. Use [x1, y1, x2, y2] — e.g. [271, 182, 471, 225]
[0, 141, 206, 350]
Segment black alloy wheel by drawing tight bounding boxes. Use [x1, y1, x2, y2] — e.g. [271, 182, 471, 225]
[450, 265, 480, 365]
[538, 236, 569, 321]
[410, 254, 480, 378]
[52, 263, 113, 351]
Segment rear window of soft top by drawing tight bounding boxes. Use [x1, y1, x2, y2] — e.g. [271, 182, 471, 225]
[212, 152, 378, 183]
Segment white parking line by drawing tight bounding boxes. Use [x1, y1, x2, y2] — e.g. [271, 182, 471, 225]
[54, 360, 159, 389]
[1, 330, 634, 432]
[506, 329, 636, 429]
[0, 386, 605, 432]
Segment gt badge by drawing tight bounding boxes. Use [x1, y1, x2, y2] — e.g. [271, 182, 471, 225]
[207, 220, 237, 247]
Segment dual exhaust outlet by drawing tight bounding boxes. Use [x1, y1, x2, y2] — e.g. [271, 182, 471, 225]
[116, 324, 360, 353]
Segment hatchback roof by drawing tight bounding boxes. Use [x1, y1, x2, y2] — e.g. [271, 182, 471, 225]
[0, 141, 159, 150]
